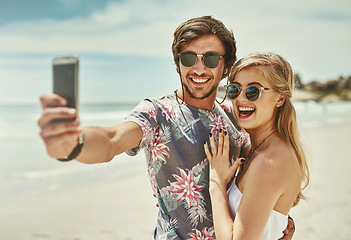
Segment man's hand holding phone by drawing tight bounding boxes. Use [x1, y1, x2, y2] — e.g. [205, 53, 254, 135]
[38, 93, 81, 160]
[37, 56, 81, 160]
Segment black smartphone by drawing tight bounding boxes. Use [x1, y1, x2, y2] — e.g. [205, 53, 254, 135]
[52, 56, 79, 109]
[52, 56, 79, 122]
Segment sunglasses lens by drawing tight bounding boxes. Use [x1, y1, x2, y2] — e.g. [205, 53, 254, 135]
[179, 52, 222, 68]
[203, 54, 220, 69]
[180, 52, 197, 67]
[226, 85, 240, 99]
[246, 86, 260, 101]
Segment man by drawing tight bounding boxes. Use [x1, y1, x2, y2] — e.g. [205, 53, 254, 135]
[38, 16, 294, 239]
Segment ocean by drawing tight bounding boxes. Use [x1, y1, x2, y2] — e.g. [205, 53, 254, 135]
[0, 101, 350, 199]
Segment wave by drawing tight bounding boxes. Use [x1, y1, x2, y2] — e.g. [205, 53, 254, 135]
[80, 110, 131, 122]
[0, 153, 146, 199]
[0, 165, 92, 181]
[0, 153, 144, 182]
[294, 101, 351, 114]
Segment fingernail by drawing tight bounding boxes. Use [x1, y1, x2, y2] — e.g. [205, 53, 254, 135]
[66, 108, 76, 114]
[241, 159, 245, 163]
[224, 131, 228, 136]
[204, 141, 206, 145]
[219, 129, 222, 133]
[56, 98, 66, 105]
[209, 133, 212, 137]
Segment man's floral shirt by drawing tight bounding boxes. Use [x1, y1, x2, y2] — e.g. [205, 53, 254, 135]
[124, 93, 249, 240]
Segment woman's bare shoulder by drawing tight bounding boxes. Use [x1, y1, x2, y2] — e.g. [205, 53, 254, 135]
[247, 141, 297, 187]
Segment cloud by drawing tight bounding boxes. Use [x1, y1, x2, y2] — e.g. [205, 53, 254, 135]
[1, 0, 350, 58]
[0, 0, 350, 103]
[0, 0, 181, 56]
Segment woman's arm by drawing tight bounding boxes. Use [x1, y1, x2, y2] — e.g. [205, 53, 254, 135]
[232, 155, 287, 240]
[205, 131, 290, 240]
[204, 130, 243, 240]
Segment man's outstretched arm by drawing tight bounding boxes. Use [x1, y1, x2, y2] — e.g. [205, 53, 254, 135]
[38, 93, 143, 164]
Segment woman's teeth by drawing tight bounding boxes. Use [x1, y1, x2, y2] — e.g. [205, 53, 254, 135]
[238, 106, 255, 117]
[239, 106, 255, 111]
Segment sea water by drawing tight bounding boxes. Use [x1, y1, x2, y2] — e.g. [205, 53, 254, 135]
[0, 101, 350, 199]
[0, 102, 145, 199]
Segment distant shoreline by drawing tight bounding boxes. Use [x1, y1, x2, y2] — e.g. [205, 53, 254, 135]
[217, 85, 351, 103]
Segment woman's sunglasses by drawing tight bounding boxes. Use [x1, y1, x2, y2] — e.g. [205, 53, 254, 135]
[178, 51, 225, 69]
[225, 84, 272, 101]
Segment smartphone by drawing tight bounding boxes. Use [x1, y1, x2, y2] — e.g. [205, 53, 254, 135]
[52, 56, 79, 109]
[52, 56, 79, 122]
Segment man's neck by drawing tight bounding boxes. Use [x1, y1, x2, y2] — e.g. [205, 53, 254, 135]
[175, 89, 216, 110]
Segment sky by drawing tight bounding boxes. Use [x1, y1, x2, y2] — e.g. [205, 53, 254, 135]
[0, 0, 350, 104]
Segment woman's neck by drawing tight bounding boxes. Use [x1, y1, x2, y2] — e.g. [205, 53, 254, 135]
[247, 126, 276, 149]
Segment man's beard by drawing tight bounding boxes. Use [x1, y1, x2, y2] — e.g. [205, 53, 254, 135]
[182, 82, 218, 100]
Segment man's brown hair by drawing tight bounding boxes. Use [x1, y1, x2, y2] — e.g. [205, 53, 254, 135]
[172, 16, 236, 79]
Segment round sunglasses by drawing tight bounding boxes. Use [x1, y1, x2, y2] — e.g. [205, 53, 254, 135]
[225, 84, 272, 101]
[178, 51, 225, 69]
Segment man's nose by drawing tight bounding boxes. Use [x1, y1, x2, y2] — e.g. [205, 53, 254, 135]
[193, 56, 207, 74]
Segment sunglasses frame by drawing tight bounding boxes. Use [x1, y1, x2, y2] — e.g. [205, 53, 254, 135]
[225, 84, 271, 101]
[178, 51, 225, 69]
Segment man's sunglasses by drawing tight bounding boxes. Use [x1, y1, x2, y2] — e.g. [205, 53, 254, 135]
[225, 84, 272, 101]
[178, 51, 225, 69]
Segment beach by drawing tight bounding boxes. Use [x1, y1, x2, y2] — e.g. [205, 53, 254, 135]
[0, 101, 350, 239]
[0, 169, 158, 239]
[289, 126, 351, 240]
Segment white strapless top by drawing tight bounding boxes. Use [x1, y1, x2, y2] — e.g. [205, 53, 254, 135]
[227, 178, 288, 240]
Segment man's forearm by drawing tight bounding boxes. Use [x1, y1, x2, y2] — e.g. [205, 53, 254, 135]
[75, 121, 143, 164]
[75, 126, 116, 164]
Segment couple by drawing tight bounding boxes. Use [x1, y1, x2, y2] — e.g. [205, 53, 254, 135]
[38, 16, 309, 239]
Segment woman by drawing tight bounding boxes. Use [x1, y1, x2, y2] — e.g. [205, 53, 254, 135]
[204, 52, 309, 240]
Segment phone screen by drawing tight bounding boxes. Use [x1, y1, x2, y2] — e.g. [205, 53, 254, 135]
[53, 57, 78, 109]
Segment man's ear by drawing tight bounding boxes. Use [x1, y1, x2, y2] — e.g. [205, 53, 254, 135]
[222, 67, 229, 78]
[276, 95, 286, 107]
[224, 67, 228, 75]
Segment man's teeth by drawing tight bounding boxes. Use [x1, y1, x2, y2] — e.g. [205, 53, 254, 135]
[192, 78, 208, 83]
[239, 106, 255, 111]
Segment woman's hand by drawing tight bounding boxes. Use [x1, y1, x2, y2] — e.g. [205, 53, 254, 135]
[204, 130, 244, 191]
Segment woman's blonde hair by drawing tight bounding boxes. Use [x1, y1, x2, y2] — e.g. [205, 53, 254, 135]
[229, 52, 309, 206]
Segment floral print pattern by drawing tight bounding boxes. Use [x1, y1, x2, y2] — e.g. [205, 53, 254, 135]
[125, 94, 249, 240]
[150, 126, 170, 165]
[209, 114, 227, 138]
[168, 168, 204, 209]
[187, 227, 215, 240]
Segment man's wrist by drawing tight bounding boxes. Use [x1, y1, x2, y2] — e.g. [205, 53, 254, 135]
[57, 134, 84, 162]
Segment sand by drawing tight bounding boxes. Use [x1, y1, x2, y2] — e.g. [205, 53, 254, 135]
[0, 171, 158, 240]
[0, 126, 350, 239]
[289, 126, 351, 240]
